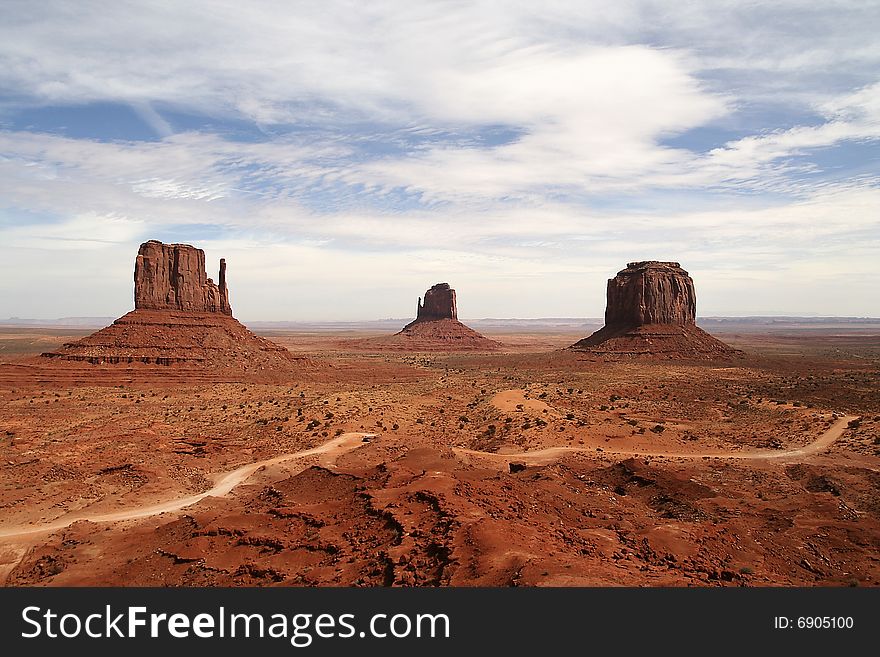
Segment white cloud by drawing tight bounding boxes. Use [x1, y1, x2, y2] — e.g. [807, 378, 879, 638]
[698, 82, 880, 179]
[0, 1, 878, 318]
[2, 2, 877, 118]
[0, 212, 144, 250]
[130, 102, 174, 139]
[3, 180, 876, 319]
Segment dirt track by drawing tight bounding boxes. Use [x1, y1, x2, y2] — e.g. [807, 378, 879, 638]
[454, 414, 859, 465]
[0, 416, 857, 542]
[0, 432, 373, 541]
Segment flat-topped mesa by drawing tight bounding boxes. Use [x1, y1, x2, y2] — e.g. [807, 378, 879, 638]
[571, 260, 740, 358]
[415, 283, 457, 322]
[605, 261, 695, 328]
[134, 240, 232, 315]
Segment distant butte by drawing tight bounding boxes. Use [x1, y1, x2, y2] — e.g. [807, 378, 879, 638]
[40, 240, 305, 378]
[412, 282, 457, 322]
[355, 283, 500, 352]
[570, 261, 740, 358]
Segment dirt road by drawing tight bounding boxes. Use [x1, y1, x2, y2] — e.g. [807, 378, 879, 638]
[454, 414, 858, 465]
[0, 415, 857, 543]
[0, 432, 373, 541]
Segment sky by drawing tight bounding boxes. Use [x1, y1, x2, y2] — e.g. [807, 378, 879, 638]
[0, 1, 878, 321]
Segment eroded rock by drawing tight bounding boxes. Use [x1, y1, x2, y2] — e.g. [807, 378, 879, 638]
[134, 240, 231, 315]
[415, 283, 458, 322]
[605, 261, 695, 328]
[571, 261, 739, 358]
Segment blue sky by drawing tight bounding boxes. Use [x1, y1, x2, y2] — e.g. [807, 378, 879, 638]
[0, 1, 878, 320]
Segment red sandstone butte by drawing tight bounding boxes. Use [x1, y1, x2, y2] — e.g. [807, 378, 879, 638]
[352, 283, 500, 352]
[39, 240, 303, 377]
[414, 283, 458, 322]
[393, 283, 499, 350]
[571, 261, 739, 358]
[604, 261, 696, 326]
[134, 240, 231, 315]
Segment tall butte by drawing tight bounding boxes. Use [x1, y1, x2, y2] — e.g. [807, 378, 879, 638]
[414, 282, 458, 322]
[361, 283, 500, 351]
[134, 240, 232, 315]
[41, 240, 303, 378]
[570, 261, 739, 358]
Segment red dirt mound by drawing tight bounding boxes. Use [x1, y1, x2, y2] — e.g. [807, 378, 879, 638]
[39, 309, 306, 376]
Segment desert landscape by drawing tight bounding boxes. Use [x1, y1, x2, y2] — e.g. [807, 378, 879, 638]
[0, 242, 877, 587]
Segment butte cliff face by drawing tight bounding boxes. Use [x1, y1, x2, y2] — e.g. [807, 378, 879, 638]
[415, 283, 457, 322]
[571, 261, 739, 358]
[604, 261, 695, 327]
[41, 240, 305, 379]
[134, 240, 231, 315]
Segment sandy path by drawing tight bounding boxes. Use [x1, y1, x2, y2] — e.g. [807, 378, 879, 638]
[0, 432, 373, 541]
[0, 415, 857, 547]
[454, 415, 858, 465]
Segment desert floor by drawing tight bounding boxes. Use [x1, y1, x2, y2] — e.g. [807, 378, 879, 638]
[0, 325, 878, 586]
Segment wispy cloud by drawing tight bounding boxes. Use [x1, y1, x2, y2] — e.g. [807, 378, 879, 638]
[0, 1, 878, 318]
[130, 101, 174, 139]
